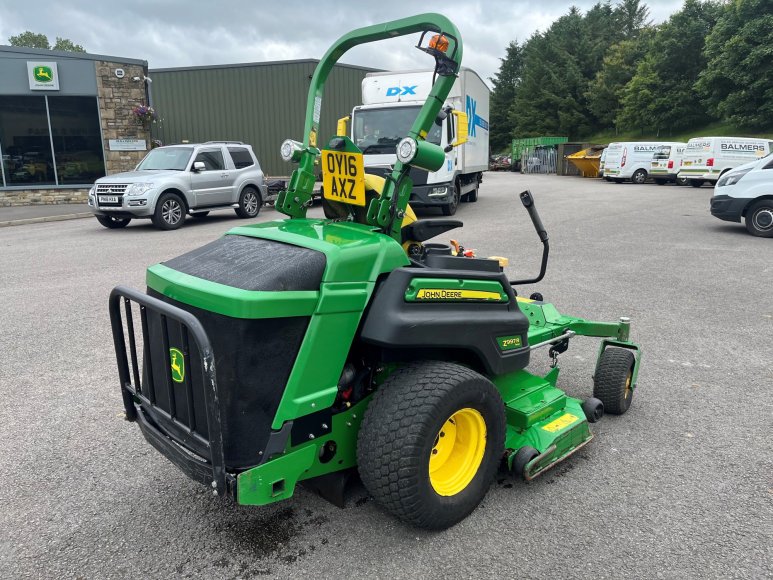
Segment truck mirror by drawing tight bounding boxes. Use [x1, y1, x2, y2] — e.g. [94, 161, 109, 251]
[450, 110, 468, 148]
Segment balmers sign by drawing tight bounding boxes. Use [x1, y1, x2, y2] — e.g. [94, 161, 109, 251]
[27, 62, 60, 91]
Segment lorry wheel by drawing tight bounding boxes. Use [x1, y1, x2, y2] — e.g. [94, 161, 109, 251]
[235, 186, 261, 218]
[593, 348, 635, 415]
[357, 361, 505, 530]
[441, 185, 460, 216]
[690, 180, 704, 188]
[676, 177, 688, 186]
[632, 169, 648, 184]
[152, 192, 186, 230]
[745, 200, 773, 237]
[96, 215, 131, 229]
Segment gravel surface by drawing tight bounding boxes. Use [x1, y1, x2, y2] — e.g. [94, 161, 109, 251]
[1, 173, 771, 579]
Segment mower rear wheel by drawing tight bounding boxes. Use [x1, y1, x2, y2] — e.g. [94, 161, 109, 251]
[593, 348, 635, 415]
[357, 361, 505, 530]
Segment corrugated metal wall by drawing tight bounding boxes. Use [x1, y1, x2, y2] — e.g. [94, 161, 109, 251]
[148, 60, 376, 177]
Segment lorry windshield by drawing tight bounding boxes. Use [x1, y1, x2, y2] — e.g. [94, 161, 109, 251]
[653, 146, 671, 159]
[136, 147, 194, 171]
[353, 106, 442, 154]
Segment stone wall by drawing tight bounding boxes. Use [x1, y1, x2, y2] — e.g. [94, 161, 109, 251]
[96, 60, 152, 175]
[0, 189, 90, 206]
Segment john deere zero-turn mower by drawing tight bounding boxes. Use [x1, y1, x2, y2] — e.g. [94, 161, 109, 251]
[110, 14, 642, 530]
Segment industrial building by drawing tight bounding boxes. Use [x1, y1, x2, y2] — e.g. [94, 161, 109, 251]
[0, 45, 375, 205]
[148, 60, 378, 177]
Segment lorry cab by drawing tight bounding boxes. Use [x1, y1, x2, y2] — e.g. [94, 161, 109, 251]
[348, 68, 489, 216]
[650, 143, 687, 185]
[603, 141, 684, 184]
[678, 137, 773, 188]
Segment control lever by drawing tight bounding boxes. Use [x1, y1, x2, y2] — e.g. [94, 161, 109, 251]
[509, 190, 550, 286]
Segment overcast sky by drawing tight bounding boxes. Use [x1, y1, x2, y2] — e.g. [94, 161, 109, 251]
[0, 1, 681, 84]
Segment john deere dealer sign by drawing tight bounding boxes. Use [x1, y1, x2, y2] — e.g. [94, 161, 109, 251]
[27, 62, 60, 91]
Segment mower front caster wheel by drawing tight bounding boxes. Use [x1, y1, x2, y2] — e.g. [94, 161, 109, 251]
[593, 348, 635, 415]
[357, 361, 505, 530]
[582, 397, 604, 423]
[511, 446, 539, 481]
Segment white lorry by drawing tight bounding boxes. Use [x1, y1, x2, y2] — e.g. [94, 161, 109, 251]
[678, 137, 773, 188]
[603, 141, 685, 184]
[348, 68, 490, 215]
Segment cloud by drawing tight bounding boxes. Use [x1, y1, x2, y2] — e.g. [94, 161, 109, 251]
[0, 0, 683, 84]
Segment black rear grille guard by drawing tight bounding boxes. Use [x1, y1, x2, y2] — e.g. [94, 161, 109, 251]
[109, 285, 227, 495]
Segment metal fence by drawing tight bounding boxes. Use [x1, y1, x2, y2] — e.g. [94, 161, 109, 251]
[520, 146, 558, 174]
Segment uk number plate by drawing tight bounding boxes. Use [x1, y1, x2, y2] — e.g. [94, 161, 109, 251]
[99, 196, 119, 203]
[321, 151, 366, 207]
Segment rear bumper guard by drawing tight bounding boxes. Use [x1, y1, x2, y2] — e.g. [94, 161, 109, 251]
[109, 285, 228, 495]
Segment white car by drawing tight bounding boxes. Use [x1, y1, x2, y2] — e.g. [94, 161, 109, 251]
[710, 154, 773, 237]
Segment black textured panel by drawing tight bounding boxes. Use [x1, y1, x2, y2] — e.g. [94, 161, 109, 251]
[146, 288, 310, 469]
[163, 235, 326, 292]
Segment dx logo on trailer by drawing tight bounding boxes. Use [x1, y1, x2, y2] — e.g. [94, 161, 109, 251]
[386, 85, 417, 97]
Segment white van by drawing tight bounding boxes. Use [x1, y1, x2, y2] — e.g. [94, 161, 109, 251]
[598, 147, 607, 178]
[710, 154, 773, 237]
[650, 143, 687, 185]
[603, 141, 684, 184]
[678, 137, 773, 187]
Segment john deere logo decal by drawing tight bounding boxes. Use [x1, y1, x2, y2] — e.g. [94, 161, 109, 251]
[34, 66, 54, 83]
[169, 348, 185, 383]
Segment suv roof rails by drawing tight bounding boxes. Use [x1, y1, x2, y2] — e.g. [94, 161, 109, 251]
[204, 140, 245, 145]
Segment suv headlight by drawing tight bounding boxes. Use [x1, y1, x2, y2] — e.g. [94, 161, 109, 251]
[88, 186, 95, 196]
[125, 183, 155, 196]
[717, 169, 751, 187]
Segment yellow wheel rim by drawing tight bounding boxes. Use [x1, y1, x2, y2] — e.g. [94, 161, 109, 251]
[429, 408, 487, 496]
[624, 372, 632, 398]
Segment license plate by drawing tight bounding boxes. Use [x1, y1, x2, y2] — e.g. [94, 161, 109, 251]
[99, 195, 119, 203]
[321, 151, 366, 207]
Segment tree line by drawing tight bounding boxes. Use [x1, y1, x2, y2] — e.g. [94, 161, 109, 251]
[489, 0, 773, 151]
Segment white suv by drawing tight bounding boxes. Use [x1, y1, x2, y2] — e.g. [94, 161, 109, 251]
[89, 142, 267, 230]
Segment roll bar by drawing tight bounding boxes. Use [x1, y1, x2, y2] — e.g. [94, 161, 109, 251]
[275, 14, 463, 242]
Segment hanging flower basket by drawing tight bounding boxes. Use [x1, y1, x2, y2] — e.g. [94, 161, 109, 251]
[131, 105, 157, 126]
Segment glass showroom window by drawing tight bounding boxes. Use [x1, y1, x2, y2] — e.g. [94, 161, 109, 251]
[0, 95, 106, 187]
[0, 95, 56, 186]
[48, 96, 106, 184]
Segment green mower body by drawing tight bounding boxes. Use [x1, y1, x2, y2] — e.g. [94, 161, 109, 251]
[109, 14, 641, 529]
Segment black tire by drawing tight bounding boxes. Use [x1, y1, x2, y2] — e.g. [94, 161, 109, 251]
[582, 397, 604, 423]
[95, 215, 130, 229]
[654, 178, 667, 186]
[441, 183, 460, 216]
[235, 186, 261, 219]
[745, 199, 773, 238]
[152, 192, 186, 230]
[632, 169, 648, 184]
[191, 211, 210, 219]
[676, 176, 688, 186]
[593, 348, 636, 415]
[690, 180, 704, 188]
[511, 446, 539, 481]
[357, 361, 506, 530]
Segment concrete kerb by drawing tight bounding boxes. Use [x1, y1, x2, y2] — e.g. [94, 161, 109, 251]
[0, 212, 93, 228]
